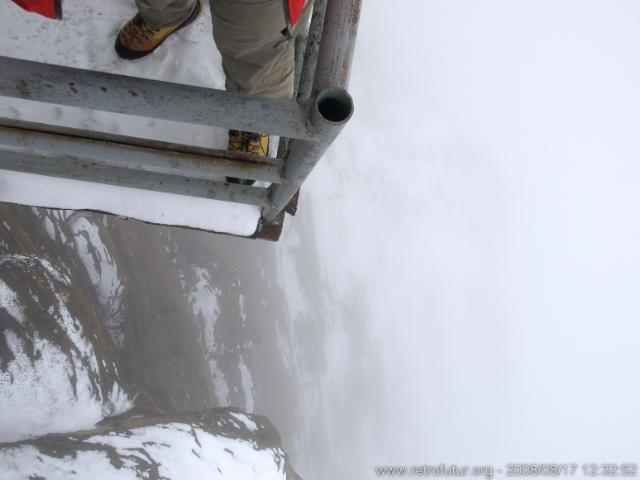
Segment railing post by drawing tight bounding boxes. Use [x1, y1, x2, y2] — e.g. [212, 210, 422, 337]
[259, 0, 362, 227]
[312, 0, 362, 92]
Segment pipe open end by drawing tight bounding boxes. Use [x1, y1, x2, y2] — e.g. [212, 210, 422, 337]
[315, 88, 354, 124]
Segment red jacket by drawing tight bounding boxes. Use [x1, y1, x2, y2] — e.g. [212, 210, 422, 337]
[11, 0, 61, 19]
[12, 0, 305, 24]
[285, 0, 305, 26]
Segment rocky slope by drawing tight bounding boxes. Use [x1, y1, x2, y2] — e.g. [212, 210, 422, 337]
[0, 202, 301, 478]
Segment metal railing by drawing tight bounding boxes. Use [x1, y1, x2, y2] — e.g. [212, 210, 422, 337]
[0, 0, 361, 240]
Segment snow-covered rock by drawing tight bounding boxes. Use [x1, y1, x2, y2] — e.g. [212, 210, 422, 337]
[0, 408, 301, 480]
[0, 251, 132, 443]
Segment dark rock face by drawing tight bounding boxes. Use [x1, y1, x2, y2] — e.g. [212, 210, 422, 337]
[0, 408, 300, 479]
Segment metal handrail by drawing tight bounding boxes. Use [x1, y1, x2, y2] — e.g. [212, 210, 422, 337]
[0, 0, 362, 240]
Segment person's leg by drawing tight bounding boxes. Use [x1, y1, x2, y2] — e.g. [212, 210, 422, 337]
[213, 0, 311, 184]
[135, 0, 197, 30]
[211, 0, 311, 184]
[210, 0, 312, 99]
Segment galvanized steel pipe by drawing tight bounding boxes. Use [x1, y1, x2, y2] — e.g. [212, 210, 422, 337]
[261, 0, 361, 225]
[262, 87, 353, 222]
[312, 0, 362, 93]
[0, 55, 314, 141]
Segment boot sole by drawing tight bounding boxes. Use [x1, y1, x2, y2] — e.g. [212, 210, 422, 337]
[115, 1, 202, 60]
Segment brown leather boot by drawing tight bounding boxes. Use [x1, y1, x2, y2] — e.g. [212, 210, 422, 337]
[226, 130, 269, 185]
[115, 2, 201, 60]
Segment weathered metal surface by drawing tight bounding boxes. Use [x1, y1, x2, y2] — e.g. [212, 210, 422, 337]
[262, 87, 353, 222]
[297, 0, 328, 103]
[0, 125, 272, 206]
[262, 0, 360, 224]
[0, 117, 283, 168]
[287, 88, 353, 186]
[254, 210, 285, 241]
[0, 55, 314, 141]
[275, 0, 328, 161]
[284, 190, 300, 216]
[312, 0, 362, 93]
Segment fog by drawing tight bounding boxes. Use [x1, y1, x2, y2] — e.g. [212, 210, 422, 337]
[297, 1, 640, 476]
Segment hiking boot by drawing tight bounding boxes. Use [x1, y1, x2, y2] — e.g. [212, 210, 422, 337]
[115, 2, 201, 60]
[226, 130, 269, 185]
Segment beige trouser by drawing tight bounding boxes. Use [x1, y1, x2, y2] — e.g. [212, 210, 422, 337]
[135, 0, 312, 99]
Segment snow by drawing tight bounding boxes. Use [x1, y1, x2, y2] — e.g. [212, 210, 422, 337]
[0, 446, 134, 480]
[237, 355, 255, 413]
[87, 423, 286, 479]
[0, 255, 132, 443]
[181, 263, 256, 411]
[0, 422, 287, 480]
[70, 216, 111, 286]
[0, 328, 130, 443]
[0, 279, 25, 325]
[189, 266, 221, 352]
[69, 214, 126, 344]
[0, 171, 262, 236]
[209, 358, 231, 406]
[184, 265, 235, 407]
[40, 213, 57, 241]
[228, 412, 259, 433]
[0, 0, 262, 237]
[32, 209, 70, 243]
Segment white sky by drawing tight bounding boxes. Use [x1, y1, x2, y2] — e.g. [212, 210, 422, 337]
[302, 1, 640, 475]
